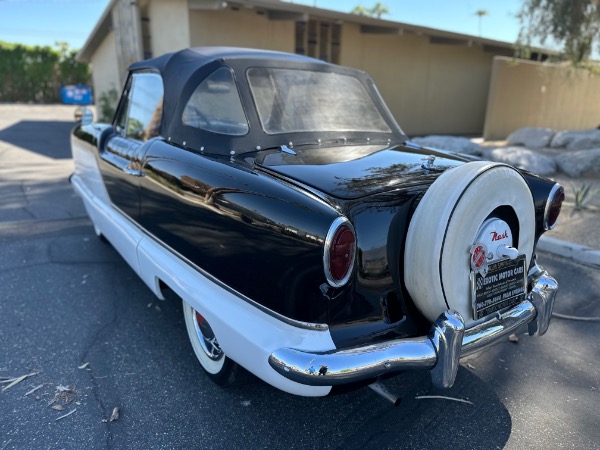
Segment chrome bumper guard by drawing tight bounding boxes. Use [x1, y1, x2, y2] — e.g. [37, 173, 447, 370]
[268, 265, 558, 389]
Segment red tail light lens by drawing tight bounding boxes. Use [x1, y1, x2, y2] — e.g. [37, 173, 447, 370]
[324, 218, 356, 287]
[544, 184, 564, 230]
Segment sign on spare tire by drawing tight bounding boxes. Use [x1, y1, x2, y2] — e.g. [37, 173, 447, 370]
[471, 255, 526, 320]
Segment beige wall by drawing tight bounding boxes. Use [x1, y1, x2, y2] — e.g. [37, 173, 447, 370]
[87, 7, 506, 136]
[90, 31, 122, 110]
[484, 57, 600, 140]
[148, 0, 190, 56]
[340, 23, 495, 136]
[188, 8, 294, 52]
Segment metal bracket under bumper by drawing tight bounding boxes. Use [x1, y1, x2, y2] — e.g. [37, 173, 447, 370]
[268, 267, 558, 389]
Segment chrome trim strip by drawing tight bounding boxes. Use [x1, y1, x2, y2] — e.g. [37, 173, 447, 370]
[268, 263, 558, 388]
[323, 216, 356, 288]
[135, 215, 330, 332]
[74, 176, 329, 332]
[460, 300, 535, 357]
[543, 183, 564, 231]
[254, 165, 340, 212]
[403, 140, 422, 150]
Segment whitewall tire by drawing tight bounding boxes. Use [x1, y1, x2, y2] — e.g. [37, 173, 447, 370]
[183, 299, 239, 385]
[404, 161, 535, 327]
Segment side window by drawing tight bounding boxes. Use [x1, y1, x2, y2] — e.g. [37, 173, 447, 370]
[182, 67, 248, 136]
[113, 77, 132, 134]
[121, 72, 164, 142]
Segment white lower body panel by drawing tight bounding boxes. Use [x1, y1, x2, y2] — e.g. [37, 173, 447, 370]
[71, 173, 335, 397]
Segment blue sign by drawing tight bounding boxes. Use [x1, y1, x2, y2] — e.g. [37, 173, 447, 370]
[60, 85, 93, 105]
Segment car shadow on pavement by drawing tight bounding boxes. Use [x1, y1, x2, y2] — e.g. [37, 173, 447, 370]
[123, 285, 513, 450]
[0, 120, 74, 159]
[0, 224, 511, 450]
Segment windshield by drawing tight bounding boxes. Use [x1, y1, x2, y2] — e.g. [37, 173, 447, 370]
[247, 68, 391, 135]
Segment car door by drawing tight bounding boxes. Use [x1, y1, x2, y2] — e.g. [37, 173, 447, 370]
[99, 71, 164, 222]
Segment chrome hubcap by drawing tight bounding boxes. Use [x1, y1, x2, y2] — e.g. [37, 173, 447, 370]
[193, 310, 224, 361]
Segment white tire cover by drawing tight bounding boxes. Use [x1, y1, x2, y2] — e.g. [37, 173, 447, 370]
[404, 161, 535, 326]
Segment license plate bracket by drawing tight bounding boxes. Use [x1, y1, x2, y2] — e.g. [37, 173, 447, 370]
[471, 255, 527, 320]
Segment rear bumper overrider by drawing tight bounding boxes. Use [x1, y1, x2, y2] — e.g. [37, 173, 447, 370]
[268, 263, 558, 389]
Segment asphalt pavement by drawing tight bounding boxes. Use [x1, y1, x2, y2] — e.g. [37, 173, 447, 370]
[0, 105, 598, 450]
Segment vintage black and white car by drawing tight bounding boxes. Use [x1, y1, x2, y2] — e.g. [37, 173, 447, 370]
[71, 47, 563, 401]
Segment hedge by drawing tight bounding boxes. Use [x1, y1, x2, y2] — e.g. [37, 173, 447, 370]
[0, 41, 90, 103]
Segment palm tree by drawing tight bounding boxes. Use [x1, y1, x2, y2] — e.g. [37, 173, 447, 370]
[474, 9, 488, 37]
[351, 5, 369, 16]
[370, 2, 389, 19]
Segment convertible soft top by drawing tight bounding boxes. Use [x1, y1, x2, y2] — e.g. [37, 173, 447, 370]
[126, 47, 404, 155]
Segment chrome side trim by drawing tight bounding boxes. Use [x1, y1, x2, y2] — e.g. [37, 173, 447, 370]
[268, 264, 558, 388]
[138, 227, 330, 332]
[73, 175, 329, 332]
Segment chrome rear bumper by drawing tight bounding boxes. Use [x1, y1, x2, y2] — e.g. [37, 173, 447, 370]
[268, 265, 557, 389]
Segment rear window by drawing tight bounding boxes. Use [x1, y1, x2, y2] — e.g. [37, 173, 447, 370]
[247, 67, 391, 135]
[182, 67, 249, 136]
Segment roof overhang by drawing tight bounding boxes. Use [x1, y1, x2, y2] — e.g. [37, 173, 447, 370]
[77, 0, 115, 62]
[77, 0, 554, 63]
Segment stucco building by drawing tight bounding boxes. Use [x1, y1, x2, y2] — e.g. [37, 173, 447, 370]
[80, 0, 562, 137]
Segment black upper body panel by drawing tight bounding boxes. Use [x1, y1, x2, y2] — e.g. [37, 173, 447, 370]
[255, 142, 466, 199]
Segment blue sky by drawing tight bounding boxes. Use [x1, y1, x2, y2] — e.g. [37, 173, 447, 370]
[0, 0, 528, 51]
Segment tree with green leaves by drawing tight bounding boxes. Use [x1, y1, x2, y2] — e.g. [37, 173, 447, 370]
[350, 2, 389, 19]
[0, 41, 89, 103]
[370, 2, 389, 19]
[474, 9, 488, 37]
[56, 41, 90, 86]
[517, 0, 600, 65]
[351, 5, 369, 16]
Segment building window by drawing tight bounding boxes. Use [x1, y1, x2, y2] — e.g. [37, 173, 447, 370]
[295, 19, 341, 64]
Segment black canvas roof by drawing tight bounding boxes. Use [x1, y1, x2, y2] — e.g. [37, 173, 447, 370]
[129, 46, 324, 77]
[126, 47, 404, 155]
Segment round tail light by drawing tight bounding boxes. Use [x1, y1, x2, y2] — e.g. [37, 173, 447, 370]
[324, 218, 356, 287]
[544, 184, 564, 230]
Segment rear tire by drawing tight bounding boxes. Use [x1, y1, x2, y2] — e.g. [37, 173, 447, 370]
[182, 299, 240, 386]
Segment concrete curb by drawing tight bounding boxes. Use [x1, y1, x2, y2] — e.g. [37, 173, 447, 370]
[538, 236, 600, 269]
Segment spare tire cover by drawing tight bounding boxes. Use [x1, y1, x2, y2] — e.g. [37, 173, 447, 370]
[404, 161, 535, 326]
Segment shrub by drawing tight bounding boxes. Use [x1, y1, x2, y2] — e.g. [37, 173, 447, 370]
[0, 41, 90, 103]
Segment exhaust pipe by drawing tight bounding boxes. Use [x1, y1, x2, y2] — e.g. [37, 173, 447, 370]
[368, 381, 401, 406]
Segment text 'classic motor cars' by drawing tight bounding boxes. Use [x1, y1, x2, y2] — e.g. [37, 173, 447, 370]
[70, 47, 562, 402]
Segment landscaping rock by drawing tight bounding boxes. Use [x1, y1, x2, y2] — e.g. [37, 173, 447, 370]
[550, 129, 600, 150]
[486, 146, 557, 175]
[555, 148, 600, 177]
[410, 135, 483, 156]
[506, 127, 555, 149]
